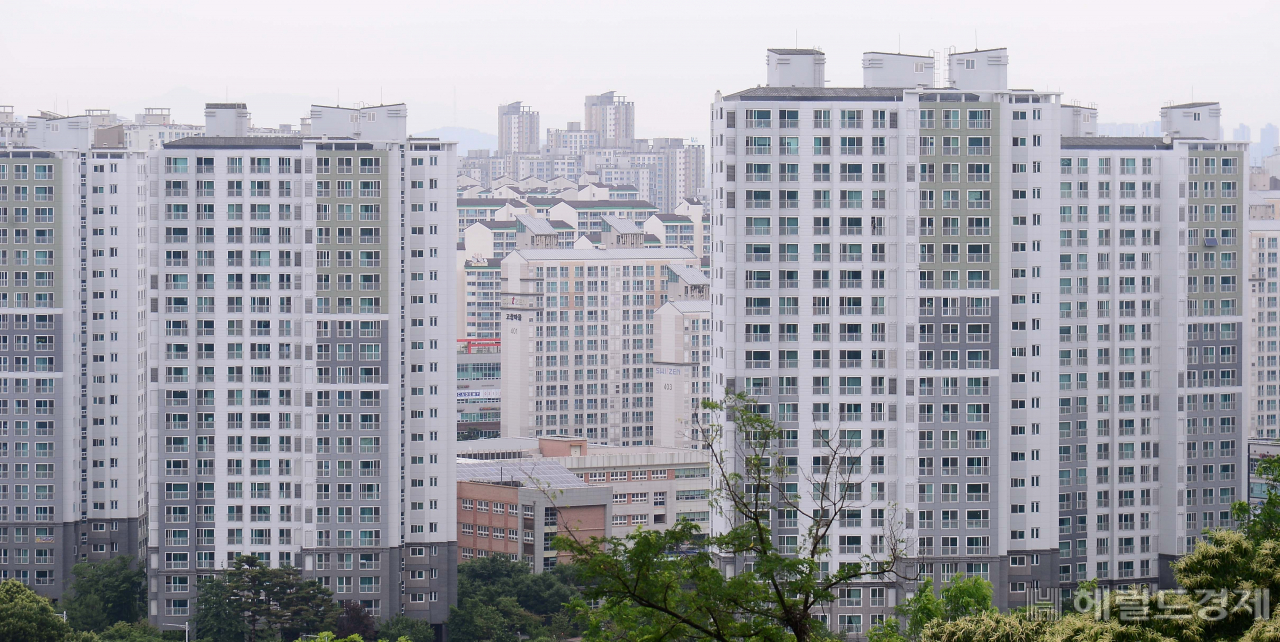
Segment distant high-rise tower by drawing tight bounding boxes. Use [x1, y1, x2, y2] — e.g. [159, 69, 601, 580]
[584, 92, 635, 147]
[1261, 124, 1279, 164]
[498, 102, 540, 157]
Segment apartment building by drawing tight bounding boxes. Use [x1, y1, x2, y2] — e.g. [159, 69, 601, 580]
[653, 299, 714, 449]
[1248, 207, 1280, 507]
[498, 103, 540, 158]
[137, 103, 458, 630]
[498, 240, 707, 447]
[584, 92, 635, 148]
[711, 49, 1252, 632]
[713, 49, 1068, 630]
[1056, 119, 1247, 591]
[0, 144, 150, 597]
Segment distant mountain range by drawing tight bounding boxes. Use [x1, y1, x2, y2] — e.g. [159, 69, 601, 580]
[413, 127, 497, 154]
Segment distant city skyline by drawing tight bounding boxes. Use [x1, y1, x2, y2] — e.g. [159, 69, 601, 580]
[1, 0, 1277, 145]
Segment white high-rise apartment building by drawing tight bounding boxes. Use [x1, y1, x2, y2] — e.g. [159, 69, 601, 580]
[143, 105, 459, 630]
[584, 92, 635, 148]
[0, 102, 462, 634]
[499, 102, 540, 158]
[0, 145, 150, 596]
[711, 48, 1249, 628]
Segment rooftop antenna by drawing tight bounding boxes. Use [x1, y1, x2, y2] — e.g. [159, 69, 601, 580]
[974, 29, 978, 50]
[795, 30, 798, 48]
[898, 33, 901, 54]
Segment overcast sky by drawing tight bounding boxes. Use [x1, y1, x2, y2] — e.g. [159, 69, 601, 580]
[4, 0, 1278, 143]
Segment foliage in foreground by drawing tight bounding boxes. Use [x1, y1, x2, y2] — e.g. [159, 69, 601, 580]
[447, 555, 582, 642]
[64, 557, 147, 634]
[193, 555, 340, 642]
[558, 392, 911, 642]
[0, 578, 71, 642]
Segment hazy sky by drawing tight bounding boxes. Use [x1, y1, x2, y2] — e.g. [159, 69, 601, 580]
[4, 0, 1278, 144]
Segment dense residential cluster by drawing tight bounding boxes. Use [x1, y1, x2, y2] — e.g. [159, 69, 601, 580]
[1, 43, 1280, 641]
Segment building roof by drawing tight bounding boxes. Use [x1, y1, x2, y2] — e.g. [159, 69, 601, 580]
[1061, 136, 1174, 150]
[667, 264, 710, 285]
[863, 51, 933, 59]
[768, 48, 824, 55]
[653, 214, 691, 222]
[510, 248, 697, 261]
[601, 215, 642, 234]
[723, 87, 905, 102]
[163, 136, 302, 149]
[205, 103, 248, 110]
[458, 198, 525, 208]
[951, 47, 1008, 55]
[525, 197, 565, 207]
[560, 199, 657, 209]
[664, 300, 713, 314]
[514, 214, 556, 235]
[682, 197, 704, 205]
[1165, 102, 1219, 110]
[311, 102, 406, 111]
[456, 458, 588, 489]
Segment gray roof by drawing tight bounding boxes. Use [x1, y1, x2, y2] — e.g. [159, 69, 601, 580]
[664, 300, 712, 313]
[514, 214, 556, 235]
[525, 197, 566, 207]
[768, 48, 823, 55]
[510, 248, 698, 261]
[1061, 136, 1173, 150]
[560, 199, 657, 209]
[456, 458, 588, 489]
[1165, 102, 1218, 109]
[601, 215, 642, 234]
[164, 136, 302, 149]
[864, 51, 933, 59]
[458, 198, 525, 208]
[667, 264, 710, 285]
[724, 87, 905, 102]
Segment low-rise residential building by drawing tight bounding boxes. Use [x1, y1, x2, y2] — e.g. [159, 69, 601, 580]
[456, 458, 610, 571]
[457, 436, 713, 537]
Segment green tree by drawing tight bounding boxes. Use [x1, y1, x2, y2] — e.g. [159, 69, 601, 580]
[449, 595, 545, 642]
[200, 555, 339, 642]
[556, 392, 910, 642]
[938, 575, 994, 621]
[334, 601, 377, 640]
[192, 574, 249, 642]
[456, 556, 577, 620]
[0, 578, 71, 642]
[376, 614, 434, 642]
[97, 621, 167, 642]
[918, 611, 1046, 642]
[64, 557, 146, 633]
[1233, 455, 1280, 543]
[869, 575, 994, 641]
[1171, 529, 1275, 640]
[898, 578, 946, 639]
